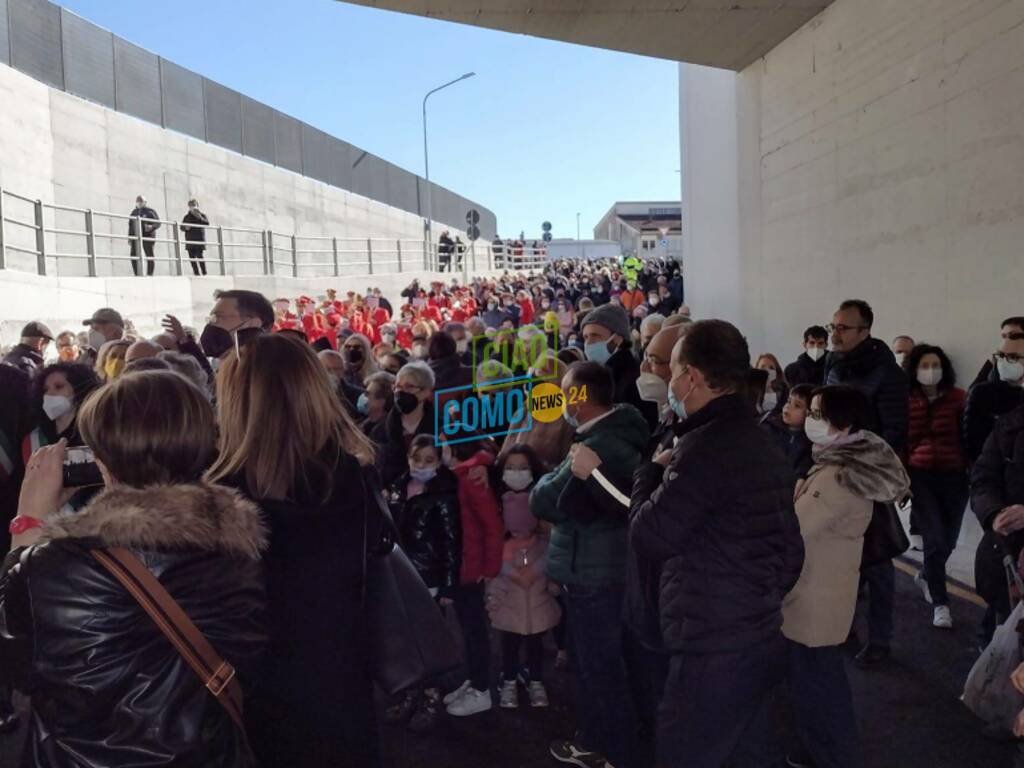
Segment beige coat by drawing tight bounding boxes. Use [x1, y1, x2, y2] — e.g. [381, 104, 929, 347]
[782, 464, 873, 648]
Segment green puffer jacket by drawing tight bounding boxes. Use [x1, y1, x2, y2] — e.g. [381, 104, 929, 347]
[530, 404, 650, 586]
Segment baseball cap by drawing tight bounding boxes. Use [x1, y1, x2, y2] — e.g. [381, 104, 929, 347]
[20, 321, 54, 340]
[82, 308, 124, 327]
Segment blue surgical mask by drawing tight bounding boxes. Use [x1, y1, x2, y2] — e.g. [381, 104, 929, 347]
[410, 466, 438, 483]
[585, 340, 613, 364]
[357, 392, 370, 415]
[668, 376, 691, 420]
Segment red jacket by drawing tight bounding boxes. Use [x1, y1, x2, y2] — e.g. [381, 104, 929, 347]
[518, 299, 535, 326]
[907, 387, 967, 472]
[451, 450, 504, 584]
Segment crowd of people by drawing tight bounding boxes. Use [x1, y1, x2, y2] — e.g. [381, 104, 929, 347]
[1, 252, 1023, 768]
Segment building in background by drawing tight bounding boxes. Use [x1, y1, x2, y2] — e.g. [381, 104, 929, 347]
[593, 202, 682, 261]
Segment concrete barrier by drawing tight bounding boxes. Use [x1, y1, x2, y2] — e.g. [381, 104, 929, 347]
[0, 267, 504, 345]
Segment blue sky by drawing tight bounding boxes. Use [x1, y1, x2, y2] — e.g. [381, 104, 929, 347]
[58, 0, 680, 239]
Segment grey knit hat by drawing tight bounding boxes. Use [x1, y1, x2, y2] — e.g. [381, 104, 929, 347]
[580, 303, 631, 340]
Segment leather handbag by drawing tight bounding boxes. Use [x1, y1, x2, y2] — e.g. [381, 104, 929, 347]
[860, 501, 910, 568]
[90, 547, 249, 737]
[360, 474, 462, 696]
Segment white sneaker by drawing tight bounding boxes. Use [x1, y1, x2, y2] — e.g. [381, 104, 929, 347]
[914, 571, 933, 605]
[933, 605, 953, 629]
[443, 679, 470, 706]
[910, 534, 923, 551]
[528, 680, 549, 708]
[446, 687, 492, 716]
[499, 679, 518, 709]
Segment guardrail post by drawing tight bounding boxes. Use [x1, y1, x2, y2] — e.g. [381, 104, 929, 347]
[291, 234, 298, 278]
[471, 240, 476, 272]
[332, 236, 339, 276]
[217, 226, 227, 276]
[0, 187, 7, 271]
[172, 222, 183, 276]
[367, 238, 374, 275]
[134, 216, 144, 277]
[396, 240, 403, 272]
[266, 231, 275, 275]
[85, 209, 97, 277]
[34, 200, 47, 276]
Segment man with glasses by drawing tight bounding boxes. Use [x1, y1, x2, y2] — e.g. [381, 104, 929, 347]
[196, 289, 274, 362]
[971, 317, 1024, 387]
[964, 332, 1024, 463]
[824, 299, 909, 668]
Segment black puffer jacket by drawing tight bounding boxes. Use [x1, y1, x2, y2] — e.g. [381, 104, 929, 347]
[963, 380, 1024, 463]
[971, 405, 1024, 608]
[824, 337, 909, 451]
[0, 483, 267, 768]
[387, 467, 462, 589]
[372, 400, 436, 487]
[629, 394, 804, 654]
[784, 352, 826, 388]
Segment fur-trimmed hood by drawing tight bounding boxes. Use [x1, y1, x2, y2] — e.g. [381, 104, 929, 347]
[41, 481, 267, 559]
[811, 430, 911, 504]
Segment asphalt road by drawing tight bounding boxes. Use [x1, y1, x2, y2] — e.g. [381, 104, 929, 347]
[1, 564, 1016, 767]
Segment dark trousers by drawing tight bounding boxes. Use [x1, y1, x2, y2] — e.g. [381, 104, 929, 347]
[130, 240, 155, 276]
[564, 583, 637, 768]
[623, 631, 668, 740]
[909, 468, 969, 605]
[452, 582, 491, 692]
[658, 634, 785, 768]
[552, 593, 568, 650]
[860, 558, 895, 646]
[187, 246, 207, 276]
[501, 631, 544, 682]
[786, 639, 860, 768]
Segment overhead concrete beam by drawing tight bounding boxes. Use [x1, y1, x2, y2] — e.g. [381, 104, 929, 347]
[338, 1, 835, 70]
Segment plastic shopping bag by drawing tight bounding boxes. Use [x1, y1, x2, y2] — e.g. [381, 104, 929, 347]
[962, 600, 1024, 730]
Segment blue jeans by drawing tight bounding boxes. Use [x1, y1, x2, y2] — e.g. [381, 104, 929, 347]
[909, 468, 969, 606]
[564, 583, 637, 768]
[786, 639, 860, 768]
[861, 558, 894, 647]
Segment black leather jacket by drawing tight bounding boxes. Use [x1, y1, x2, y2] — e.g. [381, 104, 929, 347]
[0, 482, 267, 768]
[386, 467, 461, 590]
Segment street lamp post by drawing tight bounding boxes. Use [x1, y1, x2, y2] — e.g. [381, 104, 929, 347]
[422, 72, 475, 271]
[576, 212, 581, 260]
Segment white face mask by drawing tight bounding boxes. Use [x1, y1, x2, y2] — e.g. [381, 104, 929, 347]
[43, 394, 74, 421]
[804, 416, 837, 445]
[894, 352, 907, 367]
[998, 358, 1024, 384]
[411, 343, 427, 359]
[636, 371, 669, 405]
[917, 368, 942, 387]
[88, 329, 106, 350]
[763, 368, 778, 384]
[455, 339, 469, 354]
[503, 469, 533, 491]
[761, 391, 779, 413]
[806, 347, 825, 362]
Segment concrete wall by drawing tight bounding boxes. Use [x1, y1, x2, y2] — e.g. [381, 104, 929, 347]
[681, 0, 1024, 373]
[0, 60, 480, 278]
[0, 266, 504, 347]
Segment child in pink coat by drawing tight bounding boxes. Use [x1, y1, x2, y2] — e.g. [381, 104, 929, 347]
[487, 445, 562, 709]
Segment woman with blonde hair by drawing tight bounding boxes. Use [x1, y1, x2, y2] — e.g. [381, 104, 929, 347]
[755, 352, 790, 418]
[340, 332, 379, 387]
[208, 332, 380, 768]
[94, 338, 131, 382]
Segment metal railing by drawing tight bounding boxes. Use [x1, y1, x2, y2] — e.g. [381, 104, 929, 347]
[0, 186, 552, 279]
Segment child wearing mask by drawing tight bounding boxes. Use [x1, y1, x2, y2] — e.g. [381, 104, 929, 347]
[486, 446, 562, 709]
[384, 435, 462, 732]
[761, 383, 815, 480]
[444, 438, 505, 717]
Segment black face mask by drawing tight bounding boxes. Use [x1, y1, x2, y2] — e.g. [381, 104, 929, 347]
[395, 390, 420, 415]
[345, 348, 364, 365]
[199, 323, 261, 359]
